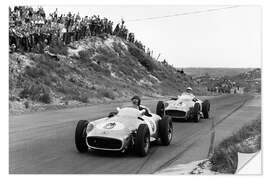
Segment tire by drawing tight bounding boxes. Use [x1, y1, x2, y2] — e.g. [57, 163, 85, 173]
[75, 120, 89, 153]
[202, 100, 210, 119]
[186, 111, 192, 121]
[158, 115, 173, 146]
[193, 103, 200, 123]
[156, 101, 165, 118]
[134, 124, 150, 157]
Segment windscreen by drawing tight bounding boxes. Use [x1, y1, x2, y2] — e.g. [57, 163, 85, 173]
[117, 107, 141, 118]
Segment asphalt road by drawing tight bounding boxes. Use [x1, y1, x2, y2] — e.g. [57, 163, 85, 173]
[9, 94, 255, 174]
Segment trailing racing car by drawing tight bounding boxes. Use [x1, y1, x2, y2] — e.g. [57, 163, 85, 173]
[156, 92, 210, 122]
[75, 105, 173, 157]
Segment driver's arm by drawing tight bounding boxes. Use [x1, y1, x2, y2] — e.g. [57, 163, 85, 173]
[139, 105, 151, 116]
[191, 94, 198, 102]
[192, 98, 198, 102]
[108, 111, 118, 117]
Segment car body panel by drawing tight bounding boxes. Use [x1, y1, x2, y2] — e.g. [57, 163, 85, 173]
[165, 93, 203, 119]
[85, 107, 161, 151]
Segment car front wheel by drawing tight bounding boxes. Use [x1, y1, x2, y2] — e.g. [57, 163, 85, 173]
[75, 120, 89, 153]
[156, 101, 165, 118]
[159, 115, 173, 145]
[202, 100, 210, 119]
[134, 124, 150, 157]
[193, 103, 201, 123]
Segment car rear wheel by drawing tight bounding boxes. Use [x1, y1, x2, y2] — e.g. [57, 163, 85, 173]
[75, 120, 89, 153]
[159, 115, 173, 145]
[156, 101, 165, 118]
[135, 124, 150, 157]
[193, 103, 201, 123]
[202, 100, 210, 119]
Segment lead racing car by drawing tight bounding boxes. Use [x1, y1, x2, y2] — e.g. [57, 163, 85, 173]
[156, 92, 210, 122]
[75, 105, 173, 157]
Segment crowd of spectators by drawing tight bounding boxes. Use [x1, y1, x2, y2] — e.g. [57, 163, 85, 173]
[9, 6, 146, 53]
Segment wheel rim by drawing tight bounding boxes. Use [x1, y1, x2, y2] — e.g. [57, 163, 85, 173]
[160, 103, 165, 116]
[168, 123, 173, 140]
[82, 126, 87, 137]
[160, 106, 164, 116]
[144, 135, 150, 152]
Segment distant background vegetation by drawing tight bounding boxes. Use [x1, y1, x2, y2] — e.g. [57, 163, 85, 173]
[183, 68, 254, 78]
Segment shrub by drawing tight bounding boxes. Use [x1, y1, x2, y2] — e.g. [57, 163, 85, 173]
[88, 62, 111, 77]
[57, 84, 77, 95]
[113, 43, 123, 55]
[39, 93, 51, 104]
[128, 45, 157, 72]
[78, 49, 94, 62]
[63, 93, 89, 103]
[43, 76, 52, 86]
[48, 40, 68, 56]
[77, 94, 89, 103]
[19, 82, 52, 104]
[25, 66, 46, 78]
[98, 89, 115, 99]
[9, 95, 17, 101]
[24, 101, 30, 108]
[57, 84, 91, 103]
[38, 54, 60, 69]
[96, 47, 113, 57]
[118, 64, 132, 76]
[94, 54, 110, 62]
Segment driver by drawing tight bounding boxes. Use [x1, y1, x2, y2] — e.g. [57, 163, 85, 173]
[185, 87, 195, 96]
[185, 87, 199, 102]
[131, 95, 151, 117]
[179, 87, 198, 101]
[108, 95, 152, 118]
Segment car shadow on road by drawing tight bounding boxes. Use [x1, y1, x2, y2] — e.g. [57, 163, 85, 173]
[172, 118, 194, 123]
[82, 141, 161, 158]
[172, 117, 211, 123]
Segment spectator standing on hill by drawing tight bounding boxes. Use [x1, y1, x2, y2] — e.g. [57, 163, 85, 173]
[9, 5, 148, 54]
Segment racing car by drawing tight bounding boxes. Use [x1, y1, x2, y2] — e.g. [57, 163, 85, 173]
[156, 92, 210, 122]
[75, 105, 173, 157]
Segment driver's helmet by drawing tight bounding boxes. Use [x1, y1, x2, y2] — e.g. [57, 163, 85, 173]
[131, 95, 141, 106]
[186, 87, 193, 92]
[186, 87, 192, 91]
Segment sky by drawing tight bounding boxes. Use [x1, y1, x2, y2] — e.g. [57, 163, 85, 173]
[40, 5, 261, 68]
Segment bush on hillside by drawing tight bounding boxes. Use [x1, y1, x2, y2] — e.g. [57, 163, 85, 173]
[65, 93, 90, 103]
[94, 54, 110, 62]
[78, 49, 94, 61]
[128, 45, 157, 72]
[19, 82, 52, 104]
[96, 47, 113, 57]
[113, 43, 123, 55]
[48, 40, 68, 56]
[39, 93, 51, 104]
[76, 94, 90, 103]
[88, 62, 111, 77]
[97, 88, 115, 99]
[25, 65, 47, 78]
[57, 83, 77, 95]
[29, 54, 60, 75]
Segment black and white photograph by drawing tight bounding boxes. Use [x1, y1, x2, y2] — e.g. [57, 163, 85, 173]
[8, 2, 263, 175]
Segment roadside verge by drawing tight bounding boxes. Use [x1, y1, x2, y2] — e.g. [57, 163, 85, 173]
[156, 94, 261, 174]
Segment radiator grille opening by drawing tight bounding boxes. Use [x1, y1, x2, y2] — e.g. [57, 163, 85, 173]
[165, 110, 186, 117]
[87, 137, 122, 150]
